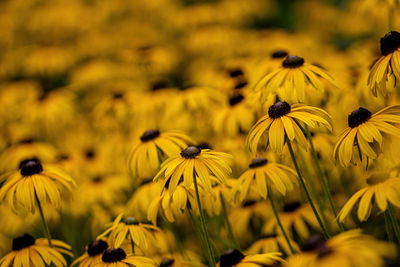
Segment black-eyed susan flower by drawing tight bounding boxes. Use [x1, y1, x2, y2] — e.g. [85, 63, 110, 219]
[0, 158, 75, 213]
[247, 233, 300, 256]
[71, 240, 109, 267]
[0, 234, 72, 267]
[154, 146, 232, 194]
[338, 173, 400, 222]
[247, 101, 332, 154]
[368, 31, 400, 96]
[255, 55, 337, 103]
[333, 105, 400, 167]
[231, 157, 297, 202]
[95, 248, 156, 267]
[212, 92, 256, 137]
[97, 213, 160, 254]
[147, 183, 197, 225]
[286, 230, 396, 267]
[128, 130, 193, 178]
[217, 249, 282, 267]
[263, 202, 320, 240]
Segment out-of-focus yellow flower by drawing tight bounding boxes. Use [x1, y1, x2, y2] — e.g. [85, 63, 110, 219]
[217, 249, 282, 267]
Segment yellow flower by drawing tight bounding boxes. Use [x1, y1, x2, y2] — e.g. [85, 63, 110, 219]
[212, 92, 256, 137]
[217, 249, 282, 267]
[0, 234, 72, 267]
[333, 105, 400, 167]
[97, 214, 160, 254]
[154, 146, 232, 194]
[286, 229, 396, 267]
[0, 158, 75, 213]
[338, 174, 400, 222]
[263, 202, 320, 240]
[231, 157, 297, 202]
[246, 102, 331, 154]
[147, 183, 197, 225]
[368, 31, 400, 96]
[255, 55, 337, 103]
[94, 248, 156, 267]
[247, 233, 300, 256]
[71, 240, 109, 267]
[128, 130, 193, 178]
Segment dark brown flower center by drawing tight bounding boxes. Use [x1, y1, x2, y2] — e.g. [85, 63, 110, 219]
[234, 80, 248, 90]
[243, 200, 257, 207]
[228, 68, 244, 78]
[102, 248, 127, 263]
[271, 50, 288, 59]
[12, 234, 35, 251]
[301, 235, 332, 258]
[283, 202, 301, 212]
[229, 93, 244, 106]
[268, 101, 291, 119]
[85, 149, 96, 159]
[249, 157, 268, 168]
[112, 92, 124, 99]
[19, 158, 43, 177]
[220, 249, 245, 267]
[160, 258, 175, 267]
[123, 217, 139, 225]
[140, 129, 160, 142]
[380, 31, 400, 55]
[282, 55, 304, 68]
[348, 107, 371, 128]
[181, 146, 201, 159]
[87, 240, 108, 256]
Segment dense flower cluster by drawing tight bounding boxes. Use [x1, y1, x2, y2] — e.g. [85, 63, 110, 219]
[1, 0, 400, 266]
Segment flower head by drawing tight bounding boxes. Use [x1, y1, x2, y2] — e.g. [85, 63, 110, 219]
[333, 105, 400, 166]
[255, 55, 337, 102]
[71, 240, 109, 267]
[0, 234, 72, 267]
[0, 158, 75, 213]
[247, 102, 331, 154]
[128, 130, 193, 178]
[154, 146, 232, 194]
[231, 157, 298, 202]
[368, 31, 400, 96]
[94, 248, 157, 267]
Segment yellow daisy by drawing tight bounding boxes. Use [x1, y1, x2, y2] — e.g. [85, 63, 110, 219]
[287, 230, 396, 267]
[212, 92, 256, 137]
[154, 146, 232, 194]
[231, 157, 298, 202]
[0, 234, 72, 267]
[0, 158, 75, 213]
[217, 249, 282, 267]
[255, 55, 337, 103]
[147, 183, 197, 225]
[94, 248, 156, 267]
[333, 105, 400, 167]
[368, 31, 400, 96]
[338, 174, 400, 222]
[263, 202, 320, 240]
[128, 130, 193, 178]
[246, 102, 331, 154]
[71, 240, 109, 267]
[97, 214, 160, 254]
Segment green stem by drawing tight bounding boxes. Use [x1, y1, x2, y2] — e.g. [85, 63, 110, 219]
[193, 175, 216, 267]
[34, 192, 53, 247]
[304, 126, 344, 232]
[130, 238, 135, 254]
[268, 192, 296, 254]
[388, 203, 400, 243]
[384, 211, 394, 243]
[220, 193, 239, 250]
[287, 139, 331, 239]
